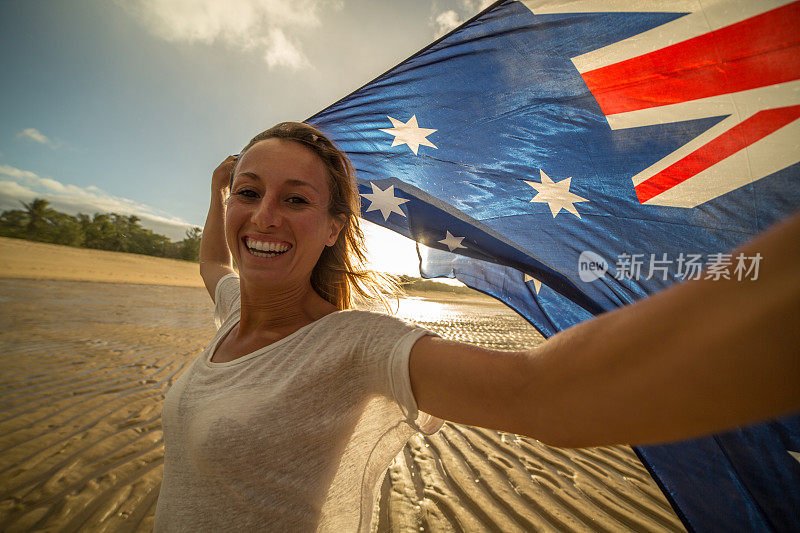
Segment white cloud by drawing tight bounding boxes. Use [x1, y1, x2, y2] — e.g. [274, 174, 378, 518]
[433, 10, 462, 37]
[0, 165, 39, 181]
[16, 128, 63, 149]
[431, 0, 495, 38]
[462, 0, 495, 11]
[17, 128, 50, 145]
[0, 164, 196, 240]
[264, 27, 308, 69]
[123, 0, 340, 70]
[0, 180, 37, 202]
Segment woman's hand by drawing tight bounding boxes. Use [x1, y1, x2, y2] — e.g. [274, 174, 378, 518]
[201, 154, 238, 300]
[212, 155, 238, 193]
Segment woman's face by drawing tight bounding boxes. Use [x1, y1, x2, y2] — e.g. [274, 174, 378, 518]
[226, 138, 344, 288]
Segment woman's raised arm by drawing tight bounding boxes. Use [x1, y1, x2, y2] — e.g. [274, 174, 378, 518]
[409, 211, 800, 448]
[199, 155, 237, 301]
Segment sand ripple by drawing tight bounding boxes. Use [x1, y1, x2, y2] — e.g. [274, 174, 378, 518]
[0, 279, 684, 532]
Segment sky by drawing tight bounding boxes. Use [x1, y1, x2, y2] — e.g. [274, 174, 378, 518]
[0, 0, 492, 275]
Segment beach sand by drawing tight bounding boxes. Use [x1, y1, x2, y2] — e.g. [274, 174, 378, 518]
[0, 237, 205, 288]
[0, 238, 684, 532]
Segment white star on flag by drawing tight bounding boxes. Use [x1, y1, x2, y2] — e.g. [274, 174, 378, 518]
[380, 115, 437, 155]
[438, 230, 467, 252]
[360, 183, 409, 221]
[789, 450, 800, 464]
[524, 273, 542, 294]
[524, 169, 588, 218]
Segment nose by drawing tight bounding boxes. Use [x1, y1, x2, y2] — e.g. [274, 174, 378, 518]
[251, 195, 282, 230]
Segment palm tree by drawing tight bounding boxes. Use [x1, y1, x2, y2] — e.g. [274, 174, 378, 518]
[21, 198, 56, 240]
[179, 226, 202, 261]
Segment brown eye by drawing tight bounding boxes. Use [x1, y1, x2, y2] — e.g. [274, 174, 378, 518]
[236, 189, 258, 198]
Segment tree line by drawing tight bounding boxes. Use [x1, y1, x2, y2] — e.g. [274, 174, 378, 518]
[0, 198, 202, 261]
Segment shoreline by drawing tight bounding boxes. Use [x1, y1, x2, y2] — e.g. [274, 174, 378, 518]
[0, 236, 500, 304]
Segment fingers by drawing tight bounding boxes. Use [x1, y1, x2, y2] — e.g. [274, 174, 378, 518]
[212, 154, 239, 187]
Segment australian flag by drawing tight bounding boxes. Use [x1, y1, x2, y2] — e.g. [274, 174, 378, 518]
[307, 0, 800, 530]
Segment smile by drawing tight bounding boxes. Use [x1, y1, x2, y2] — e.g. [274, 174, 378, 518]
[244, 237, 292, 259]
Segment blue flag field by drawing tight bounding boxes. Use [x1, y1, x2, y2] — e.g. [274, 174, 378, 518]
[307, 1, 800, 530]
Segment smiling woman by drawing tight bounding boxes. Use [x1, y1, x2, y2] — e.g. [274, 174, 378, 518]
[153, 121, 800, 532]
[223, 122, 400, 310]
[226, 139, 345, 303]
[153, 123, 439, 532]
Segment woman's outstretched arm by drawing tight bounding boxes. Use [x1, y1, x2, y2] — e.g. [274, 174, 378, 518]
[199, 156, 237, 301]
[409, 211, 800, 448]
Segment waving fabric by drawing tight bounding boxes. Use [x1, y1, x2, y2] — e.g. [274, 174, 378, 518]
[306, 1, 800, 530]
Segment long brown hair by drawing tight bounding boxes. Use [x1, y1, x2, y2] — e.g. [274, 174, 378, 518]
[231, 122, 402, 310]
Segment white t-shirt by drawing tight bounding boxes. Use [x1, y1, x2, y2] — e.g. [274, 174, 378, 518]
[154, 273, 444, 532]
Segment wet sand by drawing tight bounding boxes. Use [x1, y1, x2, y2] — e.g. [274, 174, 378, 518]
[0, 240, 684, 532]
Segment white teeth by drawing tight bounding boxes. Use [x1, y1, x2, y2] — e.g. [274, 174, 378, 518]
[246, 239, 291, 257]
[249, 249, 281, 258]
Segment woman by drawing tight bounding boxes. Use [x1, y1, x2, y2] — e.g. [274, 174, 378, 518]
[154, 122, 800, 531]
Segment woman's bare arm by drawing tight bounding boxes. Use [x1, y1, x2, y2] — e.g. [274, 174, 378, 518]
[409, 211, 800, 448]
[199, 156, 237, 301]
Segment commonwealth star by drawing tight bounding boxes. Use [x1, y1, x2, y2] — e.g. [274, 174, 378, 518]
[438, 230, 467, 252]
[380, 115, 437, 155]
[524, 169, 588, 218]
[360, 182, 409, 221]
